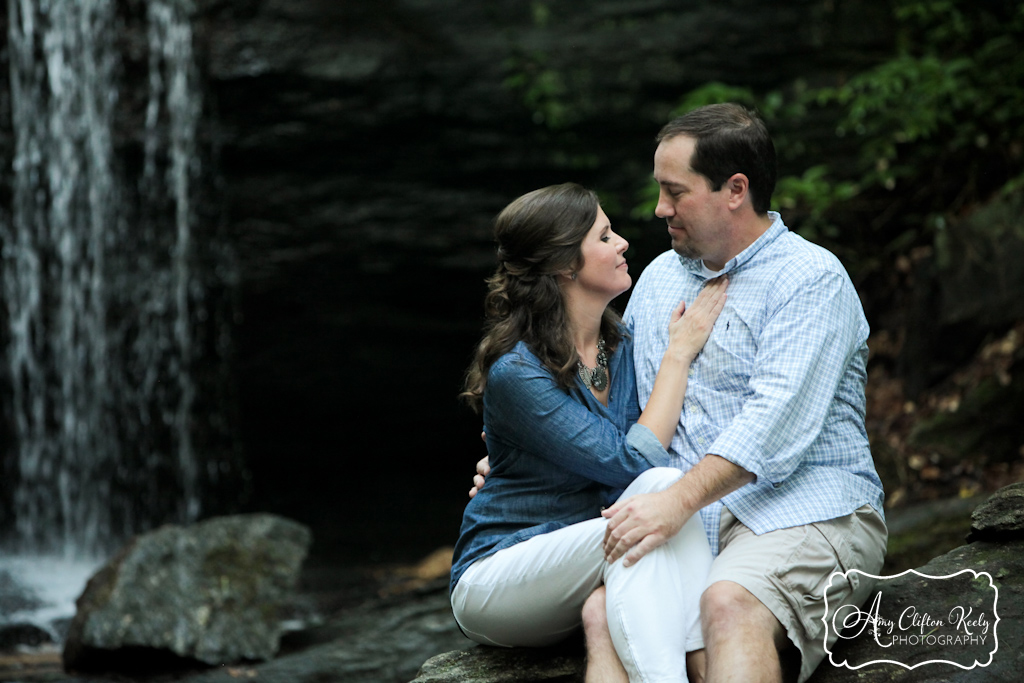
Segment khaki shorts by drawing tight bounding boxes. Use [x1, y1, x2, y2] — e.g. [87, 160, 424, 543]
[707, 505, 887, 683]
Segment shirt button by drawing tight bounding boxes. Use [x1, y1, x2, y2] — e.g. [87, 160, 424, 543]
[688, 368, 695, 378]
[689, 405, 699, 413]
[698, 437, 706, 446]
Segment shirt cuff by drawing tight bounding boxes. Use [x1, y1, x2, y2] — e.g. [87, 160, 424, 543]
[626, 423, 671, 469]
[707, 429, 773, 486]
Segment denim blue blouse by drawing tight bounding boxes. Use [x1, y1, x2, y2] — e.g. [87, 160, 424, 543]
[450, 333, 669, 595]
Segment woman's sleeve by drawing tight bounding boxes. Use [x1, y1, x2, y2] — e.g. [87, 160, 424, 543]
[485, 355, 669, 489]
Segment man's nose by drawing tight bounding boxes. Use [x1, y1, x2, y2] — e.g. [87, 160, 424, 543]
[655, 193, 673, 219]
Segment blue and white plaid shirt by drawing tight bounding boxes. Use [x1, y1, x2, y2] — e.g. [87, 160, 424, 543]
[624, 212, 885, 554]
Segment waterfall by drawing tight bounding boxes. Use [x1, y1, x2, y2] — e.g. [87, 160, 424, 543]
[1, 0, 207, 558]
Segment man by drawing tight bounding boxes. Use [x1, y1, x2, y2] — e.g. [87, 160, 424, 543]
[473, 103, 886, 682]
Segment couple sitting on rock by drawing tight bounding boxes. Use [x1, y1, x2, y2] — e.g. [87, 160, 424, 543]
[450, 103, 887, 683]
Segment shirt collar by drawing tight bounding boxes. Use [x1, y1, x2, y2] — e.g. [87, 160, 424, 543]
[678, 211, 788, 277]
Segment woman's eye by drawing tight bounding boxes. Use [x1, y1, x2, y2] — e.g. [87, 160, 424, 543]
[601, 235, 611, 242]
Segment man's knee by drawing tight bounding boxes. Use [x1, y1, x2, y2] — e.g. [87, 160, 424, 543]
[701, 580, 760, 618]
[701, 581, 786, 646]
[581, 585, 608, 640]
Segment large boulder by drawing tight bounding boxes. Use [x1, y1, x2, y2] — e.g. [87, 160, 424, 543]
[63, 514, 311, 673]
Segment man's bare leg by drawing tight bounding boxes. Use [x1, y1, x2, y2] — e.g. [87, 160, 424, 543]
[582, 587, 628, 683]
[701, 581, 789, 683]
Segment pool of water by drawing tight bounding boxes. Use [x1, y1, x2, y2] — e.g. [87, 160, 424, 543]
[0, 556, 100, 644]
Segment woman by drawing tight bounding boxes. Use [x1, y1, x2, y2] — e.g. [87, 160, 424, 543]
[451, 183, 727, 682]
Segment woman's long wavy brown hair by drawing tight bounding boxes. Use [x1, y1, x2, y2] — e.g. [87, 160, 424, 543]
[461, 183, 624, 413]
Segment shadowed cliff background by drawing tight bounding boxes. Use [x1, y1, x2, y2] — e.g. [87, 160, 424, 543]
[1, 0, 1021, 572]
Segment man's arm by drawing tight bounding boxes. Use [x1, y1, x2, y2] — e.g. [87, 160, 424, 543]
[602, 454, 753, 566]
[705, 271, 865, 486]
[603, 269, 867, 565]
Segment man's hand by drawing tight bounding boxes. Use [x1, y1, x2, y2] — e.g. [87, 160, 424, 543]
[601, 489, 691, 567]
[603, 455, 755, 566]
[468, 453, 490, 499]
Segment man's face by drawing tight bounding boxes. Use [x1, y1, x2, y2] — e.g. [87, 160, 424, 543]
[653, 135, 730, 268]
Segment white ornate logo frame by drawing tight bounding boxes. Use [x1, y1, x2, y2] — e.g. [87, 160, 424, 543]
[823, 568, 1000, 671]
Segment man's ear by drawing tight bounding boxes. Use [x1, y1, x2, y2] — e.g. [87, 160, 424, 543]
[724, 173, 750, 210]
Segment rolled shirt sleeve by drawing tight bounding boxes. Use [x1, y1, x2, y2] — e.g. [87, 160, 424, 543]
[707, 271, 865, 486]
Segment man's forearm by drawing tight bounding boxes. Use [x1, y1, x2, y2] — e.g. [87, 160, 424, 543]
[667, 453, 755, 517]
[601, 453, 757, 565]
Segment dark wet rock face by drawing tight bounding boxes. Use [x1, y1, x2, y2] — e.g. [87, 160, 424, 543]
[190, 0, 898, 565]
[201, 0, 896, 287]
[0, 622, 52, 651]
[0, 0, 900, 566]
[62, 514, 311, 674]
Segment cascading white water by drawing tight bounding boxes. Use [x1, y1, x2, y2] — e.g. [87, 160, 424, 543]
[146, 0, 202, 524]
[2, 0, 203, 559]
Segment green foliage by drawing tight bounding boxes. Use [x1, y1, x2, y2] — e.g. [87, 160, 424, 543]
[630, 177, 660, 221]
[650, 0, 1024, 275]
[531, 0, 551, 28]
[773, 166, 858, 242]
[502, 1, 586, 132]
[671, 82, 762, 114]
[502, 51, 576, 129]
[815, 0, 1024, 201]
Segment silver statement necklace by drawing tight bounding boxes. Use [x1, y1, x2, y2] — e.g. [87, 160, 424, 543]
[577, 338, 609, 391]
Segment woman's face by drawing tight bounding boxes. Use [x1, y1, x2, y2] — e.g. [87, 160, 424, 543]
[574, 206, 631, 299]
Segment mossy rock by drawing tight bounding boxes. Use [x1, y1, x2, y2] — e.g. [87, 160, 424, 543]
[63, 514, 311, 674]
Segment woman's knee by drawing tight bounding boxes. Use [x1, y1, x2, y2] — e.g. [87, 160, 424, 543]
[626, 467, 683, 495]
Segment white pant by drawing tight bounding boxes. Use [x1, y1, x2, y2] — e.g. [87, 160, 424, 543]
[451, 468, 712, 682]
